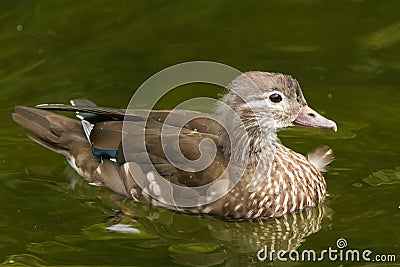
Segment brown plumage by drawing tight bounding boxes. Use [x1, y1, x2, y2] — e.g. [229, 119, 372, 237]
[12, 72, 336, 220]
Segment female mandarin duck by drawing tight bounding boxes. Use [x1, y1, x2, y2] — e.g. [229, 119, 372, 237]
[12, 72, 336, 220]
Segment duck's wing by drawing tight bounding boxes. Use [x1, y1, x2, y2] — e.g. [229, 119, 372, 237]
[35, 102, 126, 121]
[88, 119, 227, 187]
[13, 101, 229, 210]
[36, 101, 226, 185]
[36, 102, 214, 133]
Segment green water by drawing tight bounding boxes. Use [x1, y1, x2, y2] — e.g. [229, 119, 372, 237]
[1, 1, 400, 266]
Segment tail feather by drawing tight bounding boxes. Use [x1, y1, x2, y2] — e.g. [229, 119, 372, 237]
[12, 107, 59, 142]
[27, 134, 69, 157]
[307, 145, 334, 172]
[13, 105, 120, 190]
[12, 106, 84, 157]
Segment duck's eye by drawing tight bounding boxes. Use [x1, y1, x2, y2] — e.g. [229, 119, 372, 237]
[269, 93, 283, 103]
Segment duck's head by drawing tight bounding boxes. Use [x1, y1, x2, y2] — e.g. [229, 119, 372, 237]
[218, 71, 337, 133]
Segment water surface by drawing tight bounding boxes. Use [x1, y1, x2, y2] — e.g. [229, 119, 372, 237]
[1, 1, 399, 266]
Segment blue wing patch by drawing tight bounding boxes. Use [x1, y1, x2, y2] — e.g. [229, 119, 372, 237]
[92, 146, 117, 158]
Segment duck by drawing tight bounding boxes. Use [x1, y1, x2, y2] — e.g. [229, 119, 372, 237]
[12, 71, 337, 220]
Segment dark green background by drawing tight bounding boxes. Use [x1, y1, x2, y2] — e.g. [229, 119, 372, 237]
[1, 1, 399, 266]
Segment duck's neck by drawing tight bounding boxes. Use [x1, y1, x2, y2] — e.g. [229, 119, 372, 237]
[214, 114, 279, 190]
[214, 107, 279, 162]
[213, 96, 280, 190]
[220, 124, 277, 159]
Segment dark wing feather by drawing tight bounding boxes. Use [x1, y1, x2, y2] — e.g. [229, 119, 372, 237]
[36, 104, 126, 121]
[90, 121, 125, 150]
[36, 104, 215, 133]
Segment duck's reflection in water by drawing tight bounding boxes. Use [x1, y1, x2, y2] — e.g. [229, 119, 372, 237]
[105, 201, 332, 266]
